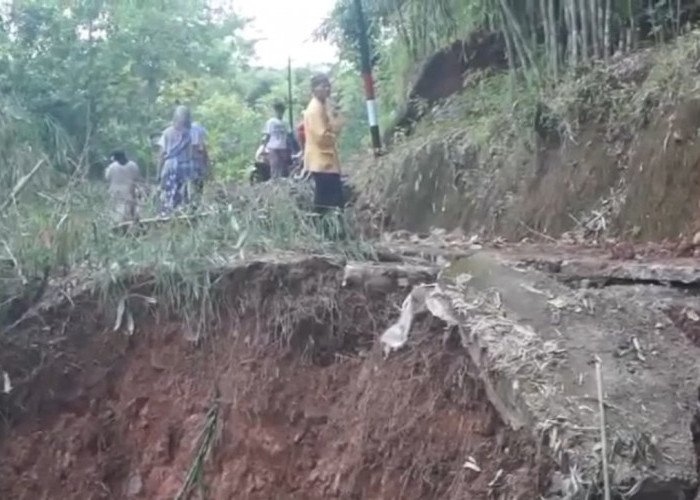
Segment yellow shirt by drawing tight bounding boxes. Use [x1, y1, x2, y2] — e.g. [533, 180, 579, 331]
[303, 97, 341, 173]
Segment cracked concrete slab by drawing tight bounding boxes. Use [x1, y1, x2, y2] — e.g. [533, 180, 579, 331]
[443, 251, 700, 498]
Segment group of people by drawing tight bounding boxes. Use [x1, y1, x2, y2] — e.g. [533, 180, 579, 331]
[105, 104, 210, 222]
[105, 72, 344, 225]
[257, 73, 345, 215]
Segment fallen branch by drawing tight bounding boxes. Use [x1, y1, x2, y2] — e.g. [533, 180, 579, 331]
[375, 243, 474, 262]
[1, 159, 47, 212]
[595, 356, 611, 500]
[518, 220, 558, 243]
[112, 210, 218, 232]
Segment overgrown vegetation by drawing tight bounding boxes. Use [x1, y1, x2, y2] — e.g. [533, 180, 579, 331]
[378, 25, 700, 173]
[463, 27, 700, 149]
[320, 0, 700, 130]
[0, 0, 376, 326]
[345, 0, 700, 240]
[6, 0, 700, 322]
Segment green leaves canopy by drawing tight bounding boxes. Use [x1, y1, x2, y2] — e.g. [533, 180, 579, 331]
[0, 0, 254, 178]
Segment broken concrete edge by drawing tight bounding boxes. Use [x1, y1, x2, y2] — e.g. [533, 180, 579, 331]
[358, 253, 696, 497]
[504, 253, 700, 287]
[1, 254, 439, 336]
[420, 267, 699, 499]
[461, 335, 529, 430]
[450, 294, 555, 434]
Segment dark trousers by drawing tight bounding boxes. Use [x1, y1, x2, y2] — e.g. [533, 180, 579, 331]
[312, 172, 344, 214]
[312, 172, 345, 239]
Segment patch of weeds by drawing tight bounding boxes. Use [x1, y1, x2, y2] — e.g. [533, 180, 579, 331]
[403, 30, 700, 163]
[545, 30, 700, 141]
[1, 175, 374, 317]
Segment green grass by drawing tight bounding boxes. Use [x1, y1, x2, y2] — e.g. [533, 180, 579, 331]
[393, 28, 700, 161]
[0, 175, 373, 322]
[348, 28, 700, 246]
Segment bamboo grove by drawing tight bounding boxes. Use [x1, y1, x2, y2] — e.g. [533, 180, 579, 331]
[322, 0, 700, 79]
[494, 0, 696, 80]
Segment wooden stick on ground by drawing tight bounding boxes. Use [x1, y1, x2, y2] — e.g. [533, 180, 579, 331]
[518, 220, 558, 243]
[111, 210, 217, 232]
[1, 159, 47, 212]
[595, 355, 611, 500]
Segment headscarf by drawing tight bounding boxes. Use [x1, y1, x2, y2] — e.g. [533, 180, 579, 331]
[173, 105, 192, 131]
[162, 106, 193, 162]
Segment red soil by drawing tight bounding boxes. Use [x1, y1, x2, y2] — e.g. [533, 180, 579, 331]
[0, 264, 548, 499]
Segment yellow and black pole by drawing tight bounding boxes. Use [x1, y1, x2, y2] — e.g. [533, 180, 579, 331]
[353, 0, 382, 156]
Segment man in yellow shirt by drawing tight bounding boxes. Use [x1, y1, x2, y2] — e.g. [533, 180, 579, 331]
[303, 73, 344, 215]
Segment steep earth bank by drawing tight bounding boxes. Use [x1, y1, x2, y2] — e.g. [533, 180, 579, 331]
[0, 257, 547, 500]
[353, 34, 700, 243]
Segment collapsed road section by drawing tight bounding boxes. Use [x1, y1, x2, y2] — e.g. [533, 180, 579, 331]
[445, 251, 700, 498]
[0, 250, 699, 499]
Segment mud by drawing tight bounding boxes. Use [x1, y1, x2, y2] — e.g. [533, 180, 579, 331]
[0, 256, 548, 500]
[5, 248, 700, 499]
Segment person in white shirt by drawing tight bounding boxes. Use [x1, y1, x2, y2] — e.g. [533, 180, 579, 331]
[105, 151, 141, 223]
[261, 101, 290, 178]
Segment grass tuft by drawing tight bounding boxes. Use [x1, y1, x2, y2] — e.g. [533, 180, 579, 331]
[1, 174, 374, 325]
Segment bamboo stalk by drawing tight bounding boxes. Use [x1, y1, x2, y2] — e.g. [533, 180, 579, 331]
[527, 0, 538, 50]
[595, 357, 611, 500]
[174, 399, 219, 500]
[539, 0, 551, 73]
[597, 0, 604, 56]
[503, 20, 518, 95]
[589, 0, 599, 59]
[111, 210, 218, 232]
[570, 0, 579, 67]
[393, 0, 413, 58]
[548, 0, 559, 77]
[579, 0, 589, 62]
[627, 0, 635, 52]
[564, 0, 572, 65]
[603, 0, 611, 61]
[499, 0, 536, 74]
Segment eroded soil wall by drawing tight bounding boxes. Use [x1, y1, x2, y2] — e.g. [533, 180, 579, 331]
[0, 258, 548, 499]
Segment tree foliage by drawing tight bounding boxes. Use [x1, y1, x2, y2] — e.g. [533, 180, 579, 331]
[0, 0, 321, 187]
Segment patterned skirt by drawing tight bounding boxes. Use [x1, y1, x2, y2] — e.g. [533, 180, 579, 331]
[160, 161, 188, 214]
